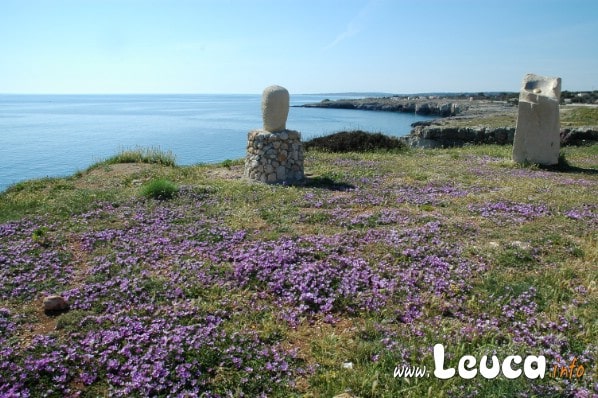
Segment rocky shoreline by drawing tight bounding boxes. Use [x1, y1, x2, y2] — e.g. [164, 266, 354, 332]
[300, 96, 475, 116]
[300, 97, 598, 148]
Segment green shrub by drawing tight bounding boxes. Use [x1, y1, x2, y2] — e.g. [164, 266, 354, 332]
[219, 159, 245, 169]
[304, 130, 405, 152]
[140, 179, 178, 200]
[31, 226, 50, 246]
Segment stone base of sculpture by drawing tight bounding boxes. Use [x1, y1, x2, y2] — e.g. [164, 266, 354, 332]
[244, 129, 304, 184]
[512, 74, 562, 165]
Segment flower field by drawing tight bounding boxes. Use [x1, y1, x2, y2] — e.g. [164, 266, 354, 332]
[1, 144, 596, 397]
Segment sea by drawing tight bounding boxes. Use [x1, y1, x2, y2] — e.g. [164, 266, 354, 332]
[0, 94, 434, 190]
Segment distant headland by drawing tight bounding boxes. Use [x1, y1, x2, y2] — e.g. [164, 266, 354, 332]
[299, 91, 598, 148]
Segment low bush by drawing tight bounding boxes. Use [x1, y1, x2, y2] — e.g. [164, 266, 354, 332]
[304, 130, 405, 152]
[140, 178, 178, 200]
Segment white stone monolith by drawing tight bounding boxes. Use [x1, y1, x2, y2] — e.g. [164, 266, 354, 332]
[512, 73, 562, 165]
[262, 85, 290, 132]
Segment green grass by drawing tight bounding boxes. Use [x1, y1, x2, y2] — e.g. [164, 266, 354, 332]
[439, 105, 598, 129]
[90, 146, 177, 169]
[0, 148, 180, 223]
[0, 179, 120, 223]
[140, 178, 179, 200]
[441, 114, 517, 128]
[561, 106, 598, 127]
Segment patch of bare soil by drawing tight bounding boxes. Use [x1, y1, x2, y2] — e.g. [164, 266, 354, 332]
[74, 163, 158, 190]
[18, 235, 92, 348]
[204, 165, 244, 180]
[18, 300, 59, 349]
[286, 318, 364, 393]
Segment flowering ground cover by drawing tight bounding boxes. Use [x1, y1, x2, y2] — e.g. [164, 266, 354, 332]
[0, 144, 597, 397]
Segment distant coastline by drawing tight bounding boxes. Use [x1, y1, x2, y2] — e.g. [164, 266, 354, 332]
[299, 93, 598, 148]
[299, 96, 474, 116]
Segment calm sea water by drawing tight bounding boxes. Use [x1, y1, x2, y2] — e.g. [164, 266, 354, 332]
[0, 94, 433, 190]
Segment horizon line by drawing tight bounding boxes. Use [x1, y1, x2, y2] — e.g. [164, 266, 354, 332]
[0, 90, 511, 96]
[1, 89, 595, 96]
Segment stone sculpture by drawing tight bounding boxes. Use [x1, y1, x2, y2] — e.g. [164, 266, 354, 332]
[512, 73, 562, 165]
[244, 85, 304, 184]
[262, 85, 290, 132]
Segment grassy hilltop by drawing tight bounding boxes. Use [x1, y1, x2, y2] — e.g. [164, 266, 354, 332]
[0, 142, 597, 397]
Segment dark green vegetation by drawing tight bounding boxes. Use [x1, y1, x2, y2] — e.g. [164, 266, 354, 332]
[1, 144, 596, 397]
[304, 130, 405, 153]
[140, 178, 179, 200]
[561, 90, 598, 105]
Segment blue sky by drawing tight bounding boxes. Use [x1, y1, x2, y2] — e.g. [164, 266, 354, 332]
[1, 0, 597, 94]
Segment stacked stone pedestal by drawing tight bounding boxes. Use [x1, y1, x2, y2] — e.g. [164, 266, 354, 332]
[244, 129, 304, 184]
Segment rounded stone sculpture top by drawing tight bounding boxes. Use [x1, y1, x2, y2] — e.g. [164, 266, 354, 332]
[262, 85, 289, 132]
